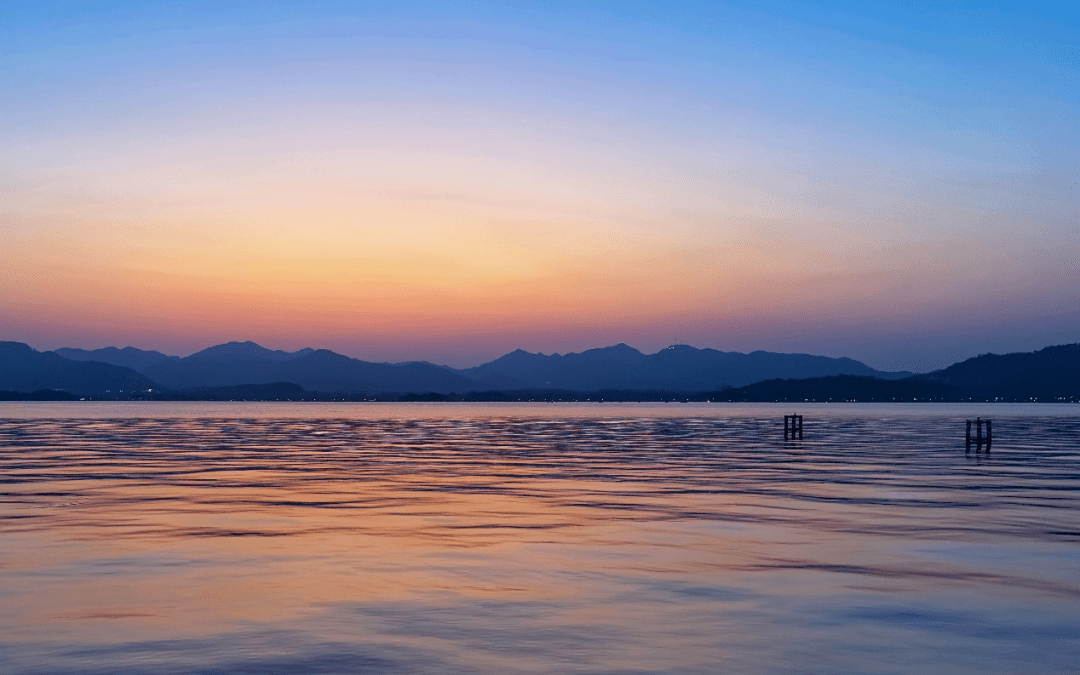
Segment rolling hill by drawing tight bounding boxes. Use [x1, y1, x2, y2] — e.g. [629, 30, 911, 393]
[0, 342, 156, 396]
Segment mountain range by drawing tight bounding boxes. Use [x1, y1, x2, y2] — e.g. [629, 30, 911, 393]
[460, 344, 912, 391]
[45, 341, 909, 394]
[58, 342, 481, 394]
[2, 339, 1077, 401]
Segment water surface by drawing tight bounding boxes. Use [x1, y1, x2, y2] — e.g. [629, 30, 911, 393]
[1, 403, 1078, 674]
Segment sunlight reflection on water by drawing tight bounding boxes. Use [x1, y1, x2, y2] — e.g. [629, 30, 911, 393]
[1, 403, 1078, 674]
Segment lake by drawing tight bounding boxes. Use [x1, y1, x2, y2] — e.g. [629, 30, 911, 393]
[1, 402, 1078, 674]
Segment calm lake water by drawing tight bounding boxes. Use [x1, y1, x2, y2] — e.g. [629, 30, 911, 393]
[1, 403, 1078, 674]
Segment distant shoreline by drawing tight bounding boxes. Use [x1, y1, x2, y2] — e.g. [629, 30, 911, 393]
[2, 388, 1076, 404]
[5, 341, 1079, 403]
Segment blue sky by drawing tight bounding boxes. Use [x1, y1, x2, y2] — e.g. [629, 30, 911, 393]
[2, 1, 1077, 370]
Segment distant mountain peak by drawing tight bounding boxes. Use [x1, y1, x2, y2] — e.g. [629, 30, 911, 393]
[190, 341, 273, 358]
[1, 341, 36, 356]
[189, 341, 314, 361]
[663, 344, 699, 352]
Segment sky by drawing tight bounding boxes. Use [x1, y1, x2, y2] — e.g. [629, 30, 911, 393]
[2, 1, 1077, 372]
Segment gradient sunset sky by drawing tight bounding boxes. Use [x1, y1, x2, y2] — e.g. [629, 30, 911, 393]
[3, 1, 1077, 371]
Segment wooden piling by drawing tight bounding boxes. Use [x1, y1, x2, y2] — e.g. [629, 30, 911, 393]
[965, 417, 992, 451]
[784, 414, 803, 440]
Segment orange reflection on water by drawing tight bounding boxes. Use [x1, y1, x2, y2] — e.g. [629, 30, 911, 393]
[1, 407, 1079, 673]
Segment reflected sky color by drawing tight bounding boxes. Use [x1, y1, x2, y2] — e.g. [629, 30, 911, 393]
[2, 1, 1077, 371]
[1, 403, 1078, 673]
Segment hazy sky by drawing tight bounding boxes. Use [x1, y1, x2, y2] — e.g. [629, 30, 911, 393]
[2, 1, 1077, 371]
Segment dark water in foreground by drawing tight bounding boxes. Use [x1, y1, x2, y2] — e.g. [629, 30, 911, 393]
[1, 403, 1078, 674]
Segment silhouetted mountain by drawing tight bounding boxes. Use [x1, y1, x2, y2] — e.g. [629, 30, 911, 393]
[0, 342, 157, 396]
[55, 342, 316, 376]
[8, 339, 1076, 402]
[716, 343, 1080, 402]
[461, 343, 911, 391]
[55, 346, 179, 371]
[188, 341, 315, 362]
[916, 343, 1080, 399]
[42, 340, 913, 394]
[141, 344, 480, 394]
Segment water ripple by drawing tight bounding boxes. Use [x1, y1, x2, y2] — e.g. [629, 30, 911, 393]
[1, 405, 1078, 674]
